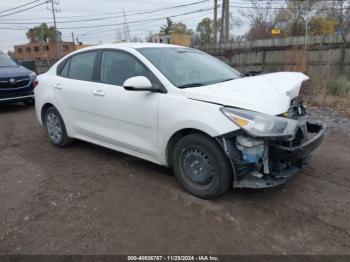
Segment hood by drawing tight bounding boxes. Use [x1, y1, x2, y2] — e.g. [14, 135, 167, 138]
[182, 72, 309, 115]
[0, 65, 33, 78]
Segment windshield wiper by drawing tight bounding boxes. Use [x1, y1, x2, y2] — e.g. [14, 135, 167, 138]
[178, 83, 205, 89]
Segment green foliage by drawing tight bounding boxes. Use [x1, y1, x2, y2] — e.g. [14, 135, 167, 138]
[196, 17, 213, 44]
[160, 18, 175, 34]
[173, 22, 188, 34]
[309, 16, 338, 36]
[328, 76, 350, 96]
[26, 23, 61, 43]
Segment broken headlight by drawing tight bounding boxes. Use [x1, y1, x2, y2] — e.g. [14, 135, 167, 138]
[221, 107, 299, 138]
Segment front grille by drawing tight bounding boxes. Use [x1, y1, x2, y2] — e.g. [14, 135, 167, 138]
[0, 76, 31, 89]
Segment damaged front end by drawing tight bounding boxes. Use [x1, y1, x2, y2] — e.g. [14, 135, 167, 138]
[217, 99, 325, 188]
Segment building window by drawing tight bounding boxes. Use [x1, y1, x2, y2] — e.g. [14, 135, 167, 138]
[17, 48, 23, 54]
[44, 45, 50, 51]
[34, 46, 40, 52]
[26, 47, 31, 53]
[62, 45, 69, 51]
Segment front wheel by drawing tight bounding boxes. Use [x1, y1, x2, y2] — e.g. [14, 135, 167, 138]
[44, 107, 73, 147]
[172, 134, 233, 199]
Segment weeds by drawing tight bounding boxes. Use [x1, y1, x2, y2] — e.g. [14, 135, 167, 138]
[328, 76, 350, 96]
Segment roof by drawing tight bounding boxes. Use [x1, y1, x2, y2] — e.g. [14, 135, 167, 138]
[87, 42, 187, 50]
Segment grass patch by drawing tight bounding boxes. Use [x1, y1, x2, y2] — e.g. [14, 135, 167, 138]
[328, 76, 350, 96]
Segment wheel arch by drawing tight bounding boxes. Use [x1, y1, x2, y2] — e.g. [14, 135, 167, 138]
[165, 128, 218, 167]
[41, 103, 56, 124]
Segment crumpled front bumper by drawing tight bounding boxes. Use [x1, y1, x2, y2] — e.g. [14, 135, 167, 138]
[219, 121, 325, 189]
[269, 122, 325, 163]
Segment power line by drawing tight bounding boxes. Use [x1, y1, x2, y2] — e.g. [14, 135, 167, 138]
[0, 0, 347, 22]
[0, 0, 211, 24]
[0, 26, 30, 30]
[0, 0, 42, 14]
[0, 0, 49, 18]
[74, 12, 209, 39]
[1, 0, 209, 24]
[56, 7, 216, 30]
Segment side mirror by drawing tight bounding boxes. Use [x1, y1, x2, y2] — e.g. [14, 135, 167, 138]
[123, 76, 155, 91]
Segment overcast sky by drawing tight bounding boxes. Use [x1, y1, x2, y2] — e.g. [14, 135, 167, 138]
[0, 0, 250, 53]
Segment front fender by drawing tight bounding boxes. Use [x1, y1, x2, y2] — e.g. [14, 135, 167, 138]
[157, 95, 240, 165]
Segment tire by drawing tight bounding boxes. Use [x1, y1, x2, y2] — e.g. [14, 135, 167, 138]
[172, 133, 233, 199]
[23, 99, 35, 106]
[43, 107, 73, 147]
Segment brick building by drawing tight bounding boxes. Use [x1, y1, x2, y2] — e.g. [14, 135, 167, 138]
[14, 42, 76, 61]
[152, 33, 191, 47]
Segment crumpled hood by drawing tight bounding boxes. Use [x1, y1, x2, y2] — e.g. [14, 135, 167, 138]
[182, 72, 309, 115]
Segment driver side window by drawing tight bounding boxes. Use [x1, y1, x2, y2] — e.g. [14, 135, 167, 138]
[100, 51, 151, 86]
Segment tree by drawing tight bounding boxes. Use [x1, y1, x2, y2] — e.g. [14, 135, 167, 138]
[240, 0, 275, 40]
[195, 15, 241, 45]
[275, 0, 342, 37]
[160, 18, 175, 34]
[196, 17, 213, 44]
[309, 16, 338, 36]
[26, 23, 61, 43]
[316, 0, 350, 35]
[173, 22, 189, 34]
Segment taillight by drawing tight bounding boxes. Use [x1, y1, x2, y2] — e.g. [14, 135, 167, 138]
[33, 80, 39, 88]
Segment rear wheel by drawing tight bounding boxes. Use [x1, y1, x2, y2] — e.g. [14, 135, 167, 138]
[172, 133, 233, 199]
[44, 107, 73, 147]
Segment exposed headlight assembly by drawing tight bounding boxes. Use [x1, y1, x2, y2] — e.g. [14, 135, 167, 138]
[221, 107, 299, 138]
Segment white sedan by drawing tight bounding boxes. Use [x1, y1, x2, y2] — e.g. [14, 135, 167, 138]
[34, 43, 324, 199]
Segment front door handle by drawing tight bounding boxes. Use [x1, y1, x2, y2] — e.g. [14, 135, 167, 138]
[92, 90, 105, 97]
[54, 83, 62, 90]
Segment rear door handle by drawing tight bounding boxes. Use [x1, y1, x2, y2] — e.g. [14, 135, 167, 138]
[92, 90, 105, 97]
[54, 83, 62, 90]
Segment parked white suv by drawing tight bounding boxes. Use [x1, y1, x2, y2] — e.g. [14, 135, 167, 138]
[34, 43, 324, 199]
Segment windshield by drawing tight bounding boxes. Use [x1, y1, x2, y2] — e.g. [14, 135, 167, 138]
[0, 53, 17, 67]
[138, 47, 241, 88]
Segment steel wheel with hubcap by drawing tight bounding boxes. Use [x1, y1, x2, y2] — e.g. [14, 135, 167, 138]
[172, 133, 233, 199]
[44, 107, 73, 147]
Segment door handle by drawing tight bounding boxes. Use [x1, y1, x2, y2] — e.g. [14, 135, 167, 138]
[54, 83, 62, 90]
[92, 90, 105, 96]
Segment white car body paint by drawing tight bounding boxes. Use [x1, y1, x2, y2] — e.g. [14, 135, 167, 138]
[34, 43, 309, 166]
[182, 72, 309, 116]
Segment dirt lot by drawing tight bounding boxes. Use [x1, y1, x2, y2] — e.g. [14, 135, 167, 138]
[0, 103, 349, 255]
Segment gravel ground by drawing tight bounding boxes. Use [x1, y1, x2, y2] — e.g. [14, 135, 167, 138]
[0, 104, 349, 255]
[307, 107, 350, 135]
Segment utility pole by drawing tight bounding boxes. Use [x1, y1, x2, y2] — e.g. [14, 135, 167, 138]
[213, 0, 218, 47]
[48, 0, 63, 58]
[71, 32, 75, 44]
[122, 9, 131, 42]
[219, 0, 225, 45]
[304, 0, 309, 71]
[224, 0, 229, 45]
[304, 0, 309, 49]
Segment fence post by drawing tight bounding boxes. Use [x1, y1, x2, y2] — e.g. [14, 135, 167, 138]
[262, 49, 266, 72]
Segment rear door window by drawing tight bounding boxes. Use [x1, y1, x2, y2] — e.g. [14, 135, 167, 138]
[68, 52, 96, 81]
